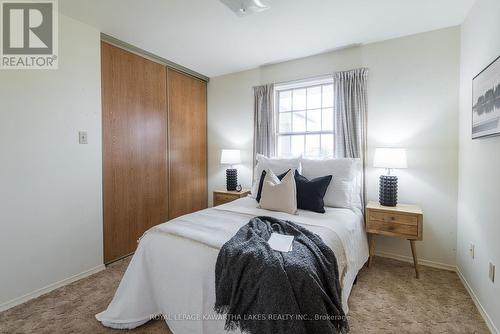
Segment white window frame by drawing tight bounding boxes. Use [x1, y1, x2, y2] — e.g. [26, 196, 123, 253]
[274, 76, 335, 158]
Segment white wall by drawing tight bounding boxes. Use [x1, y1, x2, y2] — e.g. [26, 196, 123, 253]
[457, 0, 500, 331]
[208, 27, 460, 267]
[0, 14, 103, 308]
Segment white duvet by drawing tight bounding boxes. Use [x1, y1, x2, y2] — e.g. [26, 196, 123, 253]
[96, 197, 369, 334]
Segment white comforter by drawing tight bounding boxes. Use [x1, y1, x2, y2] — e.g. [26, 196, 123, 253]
[96, 197, 369, 333]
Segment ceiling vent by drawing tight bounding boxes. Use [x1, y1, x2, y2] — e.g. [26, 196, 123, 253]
[220, 0, 270, 17]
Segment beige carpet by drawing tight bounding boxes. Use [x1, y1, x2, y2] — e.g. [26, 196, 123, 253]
[0, 256, 489, 334]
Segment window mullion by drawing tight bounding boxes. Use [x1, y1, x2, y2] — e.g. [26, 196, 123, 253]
[320, 85, 323, 155]
[305, 87, 308, 156]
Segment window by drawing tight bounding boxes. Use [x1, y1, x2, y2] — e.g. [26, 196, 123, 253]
[275, 77, 334, 158]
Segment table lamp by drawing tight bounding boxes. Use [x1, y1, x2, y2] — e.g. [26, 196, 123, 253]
[374, 148, 407, 207]
[220, 149, 241, 191]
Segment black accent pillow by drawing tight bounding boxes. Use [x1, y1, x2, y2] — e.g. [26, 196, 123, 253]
[256, 169, 291, 203]
[294, 170, 332, 213]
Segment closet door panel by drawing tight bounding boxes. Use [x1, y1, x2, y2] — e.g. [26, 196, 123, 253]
[102, 42, 168, 263]
[168, 69, 207, 219]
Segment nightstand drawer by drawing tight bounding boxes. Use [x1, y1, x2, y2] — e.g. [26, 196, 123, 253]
[214, 193, 237, 204]
[367, 220, 418, 237]
[213, 189, 251, 206]
[368, 211, 418, 226]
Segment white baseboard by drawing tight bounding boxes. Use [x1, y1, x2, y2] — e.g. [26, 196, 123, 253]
[0, 264, 105, 313]
[456, 268, 499, 334]
[375, 250, 456, 271]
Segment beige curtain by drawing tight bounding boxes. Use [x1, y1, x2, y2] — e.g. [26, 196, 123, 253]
[334, 68, 368, 208]
[334, 68, 368, 159]
[253, 84, 275, 161]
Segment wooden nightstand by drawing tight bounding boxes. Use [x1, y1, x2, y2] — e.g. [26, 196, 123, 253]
[213, 189, 251, 206]
[365, 201, 423, 278]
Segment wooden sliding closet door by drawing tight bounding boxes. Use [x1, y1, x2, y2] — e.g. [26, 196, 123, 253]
[102, 42, 168, 263]
[167, 69, 207, 219]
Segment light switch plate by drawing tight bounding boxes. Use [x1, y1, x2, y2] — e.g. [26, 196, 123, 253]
[489, 263, 495, 283]
[469, 243, 475, 259]
[79, 131, 88, 144]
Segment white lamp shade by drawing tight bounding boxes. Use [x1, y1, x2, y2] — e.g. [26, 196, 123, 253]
[220, 149, 241, 165]
[374, 148, 407, 169]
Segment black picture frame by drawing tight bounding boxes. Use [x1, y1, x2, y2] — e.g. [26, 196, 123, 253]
[472, 55, 500, 139]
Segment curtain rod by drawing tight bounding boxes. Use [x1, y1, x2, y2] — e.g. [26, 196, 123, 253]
[252, 74, 333, 90]
[101, 33, 210, 83]
[272, 74, 334, 88]
[257, 67, 368, 89]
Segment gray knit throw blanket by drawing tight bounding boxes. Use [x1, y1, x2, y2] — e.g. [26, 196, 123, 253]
[214, 216, 348, 334]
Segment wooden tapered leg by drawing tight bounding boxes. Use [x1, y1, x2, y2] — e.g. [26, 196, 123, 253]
[410, 240, 419, 279]
[368, 234, 376, 268]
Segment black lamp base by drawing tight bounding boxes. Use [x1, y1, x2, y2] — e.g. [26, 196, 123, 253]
[379, 175, 398, 207]
[226, 169, 238, 191]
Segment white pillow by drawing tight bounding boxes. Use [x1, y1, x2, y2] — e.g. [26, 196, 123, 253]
[259, 169, 297, 215]
[300, 158, 358, 209]
[251, 154, 301, 197]
[351, 159, 363, 210]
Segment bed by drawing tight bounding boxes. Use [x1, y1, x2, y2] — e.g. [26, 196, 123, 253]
[96, 196, 369, 333]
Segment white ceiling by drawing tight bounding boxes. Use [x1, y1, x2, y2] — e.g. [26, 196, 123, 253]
[60, 0, 475, 78]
